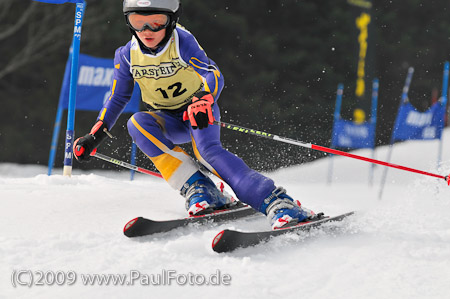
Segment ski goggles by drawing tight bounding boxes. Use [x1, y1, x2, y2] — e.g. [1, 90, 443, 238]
[126, 13, 171, 32]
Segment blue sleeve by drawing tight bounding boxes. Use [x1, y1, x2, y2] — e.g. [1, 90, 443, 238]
[177, 27, 224, 101]
[97, 41, 135, 130]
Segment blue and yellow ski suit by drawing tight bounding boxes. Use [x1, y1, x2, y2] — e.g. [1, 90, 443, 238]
[98, 25, 275, 211]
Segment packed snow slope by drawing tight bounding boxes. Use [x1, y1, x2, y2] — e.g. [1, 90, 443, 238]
[1, 129, 450, 299]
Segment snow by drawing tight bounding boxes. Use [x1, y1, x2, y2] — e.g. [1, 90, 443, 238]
[2, 130, 450, 299]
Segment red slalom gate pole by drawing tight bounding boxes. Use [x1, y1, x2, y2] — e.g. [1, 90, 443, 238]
[215, 120, 450, 185]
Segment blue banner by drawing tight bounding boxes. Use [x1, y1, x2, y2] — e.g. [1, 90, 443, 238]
[331, 119, 375, 148]
[331, 79, 378, 149]
[33, 0, 83, 4]
[392, 101, 446, 141]
[59, 53, 140, 113]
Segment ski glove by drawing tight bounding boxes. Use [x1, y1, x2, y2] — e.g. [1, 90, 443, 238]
[73, 121, 111, 162]
[183, 91, 215, 129]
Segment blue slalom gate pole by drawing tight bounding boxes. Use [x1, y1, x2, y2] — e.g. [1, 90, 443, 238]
[48, 105, 64, 175]
[34, 1, 86, 176]
[63, 1, 86, 176]
[437, 61, 449, 168]
[368, 78, 379, 186]
[48, 54, 72, 175]
[327, 83, 344, 184]
[378, 67, 414, 199]
[130, 142, 137, 180]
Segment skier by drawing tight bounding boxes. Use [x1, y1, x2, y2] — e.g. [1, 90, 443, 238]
[73, 0, 314, 229]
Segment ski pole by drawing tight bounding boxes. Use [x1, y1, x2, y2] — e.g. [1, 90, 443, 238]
[214, 120, 450, 185]
[92, 152, 163, 178]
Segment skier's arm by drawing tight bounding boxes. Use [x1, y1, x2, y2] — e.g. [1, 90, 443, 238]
[97, 44, 135, 130]
[73, 44, 135, 162]
[177, 27, 224, 101]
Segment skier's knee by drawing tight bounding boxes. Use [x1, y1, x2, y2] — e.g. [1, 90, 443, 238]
[127, 112, 159, 139]
[195, 142, 223, 163]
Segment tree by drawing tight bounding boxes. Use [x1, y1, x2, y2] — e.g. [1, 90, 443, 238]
[0, 1, 72, 82]
[2, 0, 450, 171]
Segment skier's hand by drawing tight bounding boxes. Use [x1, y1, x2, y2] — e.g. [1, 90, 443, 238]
[73, 121, 110, 162]
[183, 91, 215, 129]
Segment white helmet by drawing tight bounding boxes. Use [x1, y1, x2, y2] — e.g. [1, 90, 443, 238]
[123, 0, 181, 51]
[123, 0, 180, 15]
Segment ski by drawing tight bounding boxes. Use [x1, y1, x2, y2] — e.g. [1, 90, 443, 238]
[211, 211, 355, 253]
[123, 202, 260, 238]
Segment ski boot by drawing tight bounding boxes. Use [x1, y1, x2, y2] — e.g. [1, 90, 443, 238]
[181, 171, 231, 216]
[259, 187, 315, 229]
